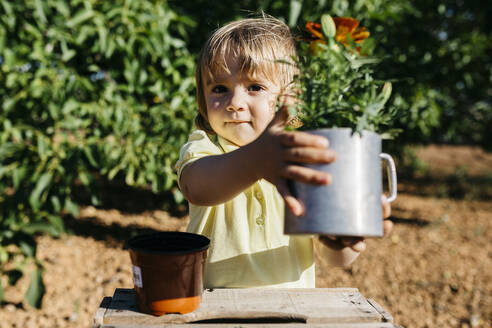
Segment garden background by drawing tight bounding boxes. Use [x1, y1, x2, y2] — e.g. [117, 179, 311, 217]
[0, 0, 490, 327]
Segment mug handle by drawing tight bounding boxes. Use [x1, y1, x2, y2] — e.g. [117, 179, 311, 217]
[380, 153, 397, 203]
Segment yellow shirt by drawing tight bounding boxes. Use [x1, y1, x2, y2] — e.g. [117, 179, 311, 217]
[175, 130, 315, 288]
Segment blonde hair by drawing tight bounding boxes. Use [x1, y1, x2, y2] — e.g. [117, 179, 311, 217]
[195, 15, 298, 134]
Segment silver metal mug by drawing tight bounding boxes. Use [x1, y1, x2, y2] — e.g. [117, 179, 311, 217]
[284, 128, 397, 237]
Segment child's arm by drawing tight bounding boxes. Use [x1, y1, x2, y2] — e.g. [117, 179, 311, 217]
[317, 196, 393, 266]
[180, 105, 336, 215]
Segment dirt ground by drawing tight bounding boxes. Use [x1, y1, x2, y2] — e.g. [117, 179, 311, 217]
[0, 145, 491, 328]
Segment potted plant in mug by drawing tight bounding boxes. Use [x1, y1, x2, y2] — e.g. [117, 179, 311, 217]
[284, 14, 400, 237]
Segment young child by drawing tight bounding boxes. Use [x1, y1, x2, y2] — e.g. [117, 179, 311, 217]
[175, 16, 392, 288]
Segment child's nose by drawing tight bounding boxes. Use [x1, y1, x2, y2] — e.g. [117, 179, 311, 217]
[226, 105, 244, 112]
[226, 89, 247, 112]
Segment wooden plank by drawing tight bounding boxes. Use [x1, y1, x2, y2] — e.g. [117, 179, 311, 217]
[103, 288, 387, 326]
[98, 323, 401, 328]
[93, 296, 113, 327]
[367, 298, 394, 323]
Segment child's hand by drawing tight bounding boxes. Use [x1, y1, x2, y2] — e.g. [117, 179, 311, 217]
[319, 195, 393, 253]
[249, 98, 336, 216]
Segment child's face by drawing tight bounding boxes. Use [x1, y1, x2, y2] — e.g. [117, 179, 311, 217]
[203, 58, 280, 146]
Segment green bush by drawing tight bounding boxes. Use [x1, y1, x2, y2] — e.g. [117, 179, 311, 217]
[0, 0, 196, 307]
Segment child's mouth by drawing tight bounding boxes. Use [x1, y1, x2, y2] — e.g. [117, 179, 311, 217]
[226, 120, 251, 124]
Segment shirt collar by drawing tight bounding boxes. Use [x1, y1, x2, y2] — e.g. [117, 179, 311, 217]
[217, 136, 240, 153]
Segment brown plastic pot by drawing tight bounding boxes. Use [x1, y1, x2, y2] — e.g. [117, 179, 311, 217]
[126, 232, 210, 316]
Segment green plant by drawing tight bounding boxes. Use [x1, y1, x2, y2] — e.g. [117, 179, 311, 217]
[289, 14, 402, 137]
[0, 0, 196, 307]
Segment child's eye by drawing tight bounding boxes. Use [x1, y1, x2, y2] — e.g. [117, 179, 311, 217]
[212, 85, 227, 93]
[248, 84, 265, 92]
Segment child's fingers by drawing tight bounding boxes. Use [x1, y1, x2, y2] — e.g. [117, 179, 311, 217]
[275, 178, 305, 216]
[283, 196, 305, 216]
[350, 240, 366, 252]
[318, 236, 345, 250]
[381, 194, 391, 218]
[281, 165, 331, 185]
[280, 131, 329, 148]
[320, 236, 366, 252]
[283, 147, 336, 164]
[383, 219, 393, 236]
[341, 237, 366, 252]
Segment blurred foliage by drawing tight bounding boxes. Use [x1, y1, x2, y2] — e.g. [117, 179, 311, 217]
[0, 0, 195, 306]
[1, 0, 490, 307]
[172, 0, 491, 149]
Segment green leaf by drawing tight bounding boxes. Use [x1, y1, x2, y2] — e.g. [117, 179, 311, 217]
[90, 194, 101, 207]
[75, 25, 94, 45]
[64, 198, 79, 217]
[97, 23, 108, 52]
[29, 172, 53, 210]
[19, 237, 36, 257]
[37, 135, 48, 158]
[66, 9, 94, 28]
[3, 98, 16, 112]
[78, 171, 90, 186]
[22, 222, 59, 237]
[34, 0, 48, 25]
[1, 1, 14, 29]
[108, 166, 120, 180]
[0, 247, 8, 263]
[348, 56, 380, 69]
[3, 48, 14, 68]
[0, 0, 13, 17]
[50, 195, 61, 212]
[55, 0, 70, 17]
[0, 163, 14, 178]
[0, 281, 3, 304]
[47, 215, 65, 233]
[61, 40, 76, 62]
[173, 188, 184, 203]
[84, 147, 98, 167]
[13, 165, 27, 189]
[25, 269, 45, 309]
[360, 37, 375, 55]
[380, 82, 392, 105]
[125, 165, 135, 185]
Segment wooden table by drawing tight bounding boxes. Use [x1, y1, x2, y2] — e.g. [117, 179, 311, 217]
[93, 288, 402, 327]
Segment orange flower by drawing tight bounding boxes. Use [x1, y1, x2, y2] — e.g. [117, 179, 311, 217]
[305, 17, 369, 50]
[305, 21, 324, 41]
[304, 21, 327, 53]
[333, 17, 369, 46]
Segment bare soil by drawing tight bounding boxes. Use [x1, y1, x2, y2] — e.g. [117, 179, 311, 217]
[1, 145, 491, 328]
